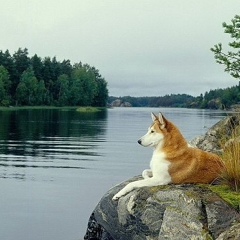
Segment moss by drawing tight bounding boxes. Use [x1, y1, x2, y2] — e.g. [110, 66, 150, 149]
[208, 185, 240, 211]
[201, 230, 214, 240]
[184, 189, 201, 200]
[149, 185, 172, 194]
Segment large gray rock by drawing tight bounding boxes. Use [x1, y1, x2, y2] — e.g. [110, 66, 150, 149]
[84, 176, 240, 240]
[189, 115, 240, 153]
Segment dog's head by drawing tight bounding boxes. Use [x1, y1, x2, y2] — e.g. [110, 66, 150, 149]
[138, 112, 167, 148]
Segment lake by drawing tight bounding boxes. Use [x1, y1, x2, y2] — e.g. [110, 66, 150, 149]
[0, 107, 227, 240]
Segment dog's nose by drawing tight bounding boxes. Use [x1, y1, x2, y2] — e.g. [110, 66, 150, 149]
[138, 139, 142, 145]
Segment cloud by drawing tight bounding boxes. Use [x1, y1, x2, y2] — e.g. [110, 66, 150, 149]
[0, 0, 239, 97]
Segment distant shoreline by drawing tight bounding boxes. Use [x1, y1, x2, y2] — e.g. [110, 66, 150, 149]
[0, 106, 107, 112]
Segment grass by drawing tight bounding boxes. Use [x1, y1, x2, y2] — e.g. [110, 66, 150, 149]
[208, 185, 240, 211]
[220, 116, 240, 192]
[76, 107, 105, 113]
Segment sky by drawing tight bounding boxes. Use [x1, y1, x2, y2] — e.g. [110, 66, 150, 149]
[0, 0, 240, 97]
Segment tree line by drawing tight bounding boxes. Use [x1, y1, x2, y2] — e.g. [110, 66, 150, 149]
[191, 85, 240, 109]
[109, 94, 194, 108]
[109, 84, 240, 109]
[0, 48, 108, 107]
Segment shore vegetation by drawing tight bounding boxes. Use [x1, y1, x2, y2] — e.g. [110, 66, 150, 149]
[221, 121, 240, 193]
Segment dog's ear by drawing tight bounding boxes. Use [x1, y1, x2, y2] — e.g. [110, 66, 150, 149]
[158, 113, 166, 129]
[151, 112, 157, 122]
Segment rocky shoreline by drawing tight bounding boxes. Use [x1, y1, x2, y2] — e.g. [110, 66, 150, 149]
[84, 180, 240, 240]
[84, 115, 240, 240]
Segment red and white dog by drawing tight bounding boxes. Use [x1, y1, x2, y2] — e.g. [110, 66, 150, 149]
[113, 113, 223, 200]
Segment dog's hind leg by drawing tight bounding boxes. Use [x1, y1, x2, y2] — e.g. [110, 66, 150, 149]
[142, 169, 152, 179]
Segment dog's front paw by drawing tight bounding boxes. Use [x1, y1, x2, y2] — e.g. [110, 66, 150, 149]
[112, 189, 126, 200]
[112, 184, 132, 201]
[112, 194, 119, 201]
[112, 192, 122, 201]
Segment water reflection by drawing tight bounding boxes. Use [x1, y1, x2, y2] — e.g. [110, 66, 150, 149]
[0, 109, 107, 180]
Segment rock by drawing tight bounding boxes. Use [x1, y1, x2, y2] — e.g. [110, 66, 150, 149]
[217, 222, 240, 240]
[120, 101, 132, 107]
[111, 99, 132, 107]
[111, 99, 122, 107]
[84, 176, 240, 240]
[207, 98, 222, 109]
[189, 115, 240, 154]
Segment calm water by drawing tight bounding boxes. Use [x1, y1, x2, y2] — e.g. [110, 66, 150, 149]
[0, 107, 227, 240]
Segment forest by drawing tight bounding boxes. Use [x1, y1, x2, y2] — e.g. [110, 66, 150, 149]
[0, 48, 108, 107]
[1, 48, 239, 110]
[109, 84, 240, 109]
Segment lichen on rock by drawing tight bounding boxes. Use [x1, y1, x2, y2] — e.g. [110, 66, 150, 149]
[84, 180, 240, 240]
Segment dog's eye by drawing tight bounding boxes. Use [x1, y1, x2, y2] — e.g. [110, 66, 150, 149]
[151, 130, 154, 133]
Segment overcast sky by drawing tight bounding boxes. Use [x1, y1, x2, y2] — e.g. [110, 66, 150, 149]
[1, 1, 239, 97]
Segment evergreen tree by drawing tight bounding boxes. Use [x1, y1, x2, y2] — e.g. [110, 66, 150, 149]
[31, 54, 43, 80]
[90, 66, 109, 107]
[12, 48, 30, 96]
[0, 50, 15, 97]
[60, 59, 72, 76]
[55, 74, 69, 106]
[16, 67, 38, 105]
[36, 79, 47, 105]
[70, 64, 97, 106]
[0, 66, 11, 105]
[92, 77, 108, 107]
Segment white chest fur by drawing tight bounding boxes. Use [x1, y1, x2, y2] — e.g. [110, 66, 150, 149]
[150, 150, 172, 184]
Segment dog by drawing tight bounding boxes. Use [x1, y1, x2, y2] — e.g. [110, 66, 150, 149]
[112, 112, 223, 200]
